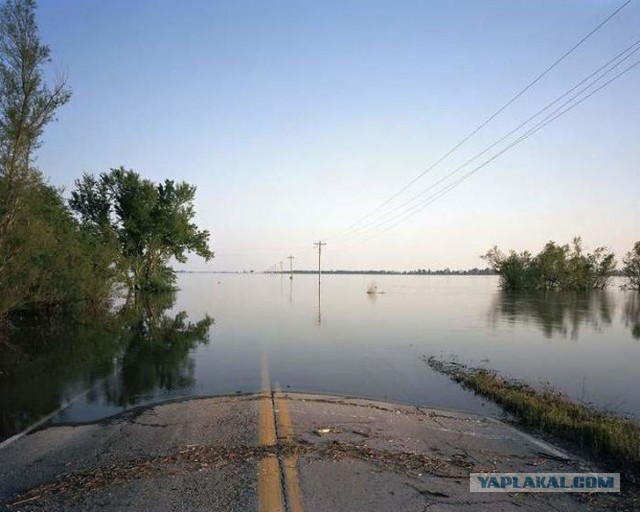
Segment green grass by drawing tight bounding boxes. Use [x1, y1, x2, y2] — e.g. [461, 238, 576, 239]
[426, 357, 640, 469]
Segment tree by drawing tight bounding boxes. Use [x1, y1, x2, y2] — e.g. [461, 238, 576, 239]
[483, 237, 616, 291]
[482, 246, 537, 291]
[70, 167, 214, 292]
[622, 241, 640, 291]
[0, 0, 74, 321]
[0, 180, 115, 317]
[0, 0, 71, 233]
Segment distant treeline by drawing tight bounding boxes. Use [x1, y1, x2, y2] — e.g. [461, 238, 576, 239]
[484, 238, 640, 292]
[264, 268, 497, 276]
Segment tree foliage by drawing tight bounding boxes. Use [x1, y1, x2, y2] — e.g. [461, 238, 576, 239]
[0, 0, 112, 322]
[70, 167, 214, 292]
[0, 0, 70, 220]
[0, 1, 214, 329]
[622, 241, 640, 291]
[483, 237, 616, 291]
[0, 179, 115, 317]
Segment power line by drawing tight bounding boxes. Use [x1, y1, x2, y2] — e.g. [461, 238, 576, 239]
[337, 57, 640, 247]
[326, 0, 634, 242]
[331, 37, 640, 244]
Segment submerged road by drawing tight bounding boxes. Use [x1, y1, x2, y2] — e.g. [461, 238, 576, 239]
[0, 389, 624, 511]
[0, 351, 627, 511]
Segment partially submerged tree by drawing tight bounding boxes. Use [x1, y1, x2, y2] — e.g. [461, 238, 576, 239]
[482, 246, 537, 291]
[0, 0, 78, 320]
[483, 237, 616, 291]
[70, 167, 214, 292]
[622, 241, 640, 291]
[0, 181, 115, 316]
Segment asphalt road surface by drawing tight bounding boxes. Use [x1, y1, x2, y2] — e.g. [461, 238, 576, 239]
[0, 390, 626, 512]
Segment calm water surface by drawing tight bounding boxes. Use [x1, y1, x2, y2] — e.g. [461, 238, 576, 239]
[2, 274, 639, 439]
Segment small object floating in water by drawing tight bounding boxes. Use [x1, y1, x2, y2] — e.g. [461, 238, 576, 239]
[314, 427, 338, 436]
[366, 282, 385, 295]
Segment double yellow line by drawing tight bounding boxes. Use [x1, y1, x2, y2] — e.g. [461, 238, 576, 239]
[258, 353, 304, 512]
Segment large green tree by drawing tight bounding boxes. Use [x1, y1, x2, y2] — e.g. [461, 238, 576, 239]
[0, 180, 115, 317]
[70, 167, 214, 292]
[0, 0, 93, 321]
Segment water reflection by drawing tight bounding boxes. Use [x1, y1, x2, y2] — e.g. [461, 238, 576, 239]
[316, 276, 322, 327]
[623, 293, 640, 340]
[4, 276, 639, 440]
[0, 310, 120, 438]
[289, 276, 293, 305]
[103, 293, 213, 406]
[0, 293, 212, 439]
[489, 290, 614, 339]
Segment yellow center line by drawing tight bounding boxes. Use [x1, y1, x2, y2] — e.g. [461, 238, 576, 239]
[259, 393, 277, 447]
[275, 388, 304, 512]
[258, 453, 283, 512]
[258, 352, 284, 512]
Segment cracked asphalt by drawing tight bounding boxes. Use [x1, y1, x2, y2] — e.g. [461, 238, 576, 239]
[0, 393, 627, 511]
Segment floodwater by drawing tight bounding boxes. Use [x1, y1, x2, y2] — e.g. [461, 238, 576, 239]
[1, 274, 639, 440]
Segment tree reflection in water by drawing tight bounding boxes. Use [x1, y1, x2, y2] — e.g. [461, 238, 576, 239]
[489, 290, 614, 339]
[623, 293, 640, 340]
[105, 292, 213, 406]
[0, 293, 213, 439]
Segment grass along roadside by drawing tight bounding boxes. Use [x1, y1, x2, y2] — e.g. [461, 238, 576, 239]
[425, 357, 640, 470]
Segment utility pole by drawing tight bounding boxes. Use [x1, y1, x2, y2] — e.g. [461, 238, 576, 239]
[314, 241, 326, 281]
[287, 255, 295, 280]
[279, 261, 283, 275]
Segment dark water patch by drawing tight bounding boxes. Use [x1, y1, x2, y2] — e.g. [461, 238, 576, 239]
[0, 292, 212, 440]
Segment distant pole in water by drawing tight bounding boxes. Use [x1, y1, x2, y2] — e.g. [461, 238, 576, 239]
[314, 240, 326, 283]
[287, 255, 295, 280]
[279, 261, 283, 275]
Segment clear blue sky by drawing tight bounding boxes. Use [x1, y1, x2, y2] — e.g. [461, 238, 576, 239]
[36, 0, 639, 271]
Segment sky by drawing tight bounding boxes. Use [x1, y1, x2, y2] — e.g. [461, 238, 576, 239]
[34, 0, 640, 271]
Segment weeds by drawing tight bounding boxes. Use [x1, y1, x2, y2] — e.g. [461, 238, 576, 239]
[426, 357, 640, 469]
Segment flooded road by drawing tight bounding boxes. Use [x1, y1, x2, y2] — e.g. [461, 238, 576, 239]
[2, 274, 638, 439]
